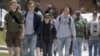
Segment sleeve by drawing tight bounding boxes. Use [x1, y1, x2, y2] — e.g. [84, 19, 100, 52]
[54, 16, 60, 32]
[19, 13, 24, 24]
[4, 14, 8, 25]
[83, 21, 88, 39]
[87, 22, 91, 39]
[35, 15, 42, 34]
[52, 25, 57, 39]
[70, 17, 76, 39]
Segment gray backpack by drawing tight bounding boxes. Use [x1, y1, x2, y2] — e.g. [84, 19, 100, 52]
[89, 20, 100, 36]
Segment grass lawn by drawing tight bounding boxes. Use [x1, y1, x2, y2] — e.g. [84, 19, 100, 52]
[0, 53, 8, 56]
[0, 31, 6, 45]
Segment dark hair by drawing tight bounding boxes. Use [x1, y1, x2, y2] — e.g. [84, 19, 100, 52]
[60, 6, 73, 15]
[75, 10, 81, 16]
[93, 11, 97, 16]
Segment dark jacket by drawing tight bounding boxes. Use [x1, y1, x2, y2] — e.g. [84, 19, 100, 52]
[41, 20, 56, 43]
[24, 12, 42, 35]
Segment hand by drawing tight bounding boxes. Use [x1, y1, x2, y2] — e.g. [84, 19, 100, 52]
[2, 31, 6, 40]
[72, 38, 76, 42]
[53, 39, 57, 43]
[20, 32, 24, 39]
[84, 40, 87, 43]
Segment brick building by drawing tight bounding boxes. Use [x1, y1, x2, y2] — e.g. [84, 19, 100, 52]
[39, 0, 95, 13]
[0, 0, 95, 13]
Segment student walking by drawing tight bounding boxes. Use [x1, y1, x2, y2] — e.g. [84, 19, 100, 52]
[73, 11, 86, 56]
[41, 13, 56, 56]
[55, 6, 76, 56]
[21, 1, 42, 56]
[87, 11, 100, 56]
[3, 0, 24, 56]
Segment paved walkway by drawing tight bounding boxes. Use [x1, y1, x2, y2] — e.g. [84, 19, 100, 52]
[0, 45, 89, 56]
[0, 45, 8, 53]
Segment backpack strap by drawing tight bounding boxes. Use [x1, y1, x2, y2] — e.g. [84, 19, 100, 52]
[9, 11, 21, 29]
[9, 11, 20, 24]
[69, 17, 71, 28]
[58, 16, 61, 31]
[58, 16, 71, 31]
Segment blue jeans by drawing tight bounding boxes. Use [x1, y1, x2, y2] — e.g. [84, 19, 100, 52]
[21, 33, 37, 56]
[88, 40, 99, 56]
[98, 41, 100, 56]
[57, 37, 71, 56]
[73, 37, 83, 56]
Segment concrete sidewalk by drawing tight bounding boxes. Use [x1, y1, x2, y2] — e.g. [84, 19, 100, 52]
[0, 45, 89, 56]
[0, 45, 8, 53]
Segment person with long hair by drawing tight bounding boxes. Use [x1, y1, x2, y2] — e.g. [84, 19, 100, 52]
[55, 6, 76, 56]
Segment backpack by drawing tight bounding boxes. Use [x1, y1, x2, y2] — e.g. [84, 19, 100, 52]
[74, 19, 85, 37]
[89, 20, 100, 36]
[58, 16, 71, 31]
[58, 16, 73, 38]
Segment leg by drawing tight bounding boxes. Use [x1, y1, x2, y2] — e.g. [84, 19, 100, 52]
[36, 39, 41, 56]
[69, 40, 73, 55]
[94, 40, 99, 56]
[8, 47, 13, 56]
[48, 43, 52, 56]
[52, 41, 57, 56]
[98, 42, 100, 56]
[36, 47, 40, 56]
[88, 40, 93, 56]
[20, 39, 24, 56]
[5, 32, 13, 56]
[73, 38, 78, 56]
[29, 34, 37, 56]
[42, 41, 47, 56]
[22, 35, 29, 56]
[57, 38, 64, 56]
[78, 38, 83, 56]
[83, 39, 87, 51]
[65, 37, 71, 56]
[15, 47, 20, 56]
[13, 47, 16, 56]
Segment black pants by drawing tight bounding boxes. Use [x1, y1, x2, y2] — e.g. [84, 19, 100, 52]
[69, 40, 73, 54]
[42, 41, 52, 56]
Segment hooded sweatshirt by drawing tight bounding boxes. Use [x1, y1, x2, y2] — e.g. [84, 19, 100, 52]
[55, 14, 76, 38]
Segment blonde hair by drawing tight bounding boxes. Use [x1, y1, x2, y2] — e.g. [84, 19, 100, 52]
[28, 1, 35, 7]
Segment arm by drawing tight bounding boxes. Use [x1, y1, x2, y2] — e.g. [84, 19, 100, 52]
[52, 25, 57, 40]
[84, 24, 87, 40]
[86, 22, 90, 40]
[35, 15, 42, 34]
[54, 16, 60, 32]
[3, 24, 7, 40]
[3, 14, 8, 39]
[19, 13, 25, 39]
[70, 18, 76, 40]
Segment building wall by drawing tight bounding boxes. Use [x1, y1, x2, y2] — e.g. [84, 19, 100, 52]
[79, 0, 95, 12]
[40, 0, 95, 13]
